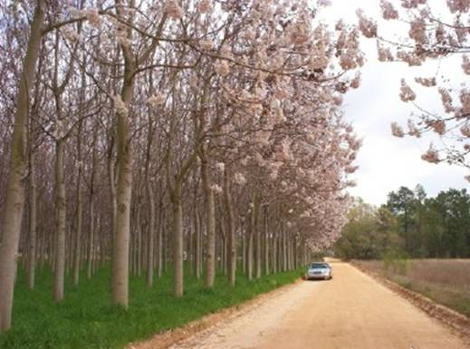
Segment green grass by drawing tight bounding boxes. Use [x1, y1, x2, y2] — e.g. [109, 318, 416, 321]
[0, 266, 302, 349]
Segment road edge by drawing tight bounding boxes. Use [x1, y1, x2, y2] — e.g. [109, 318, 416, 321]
[351, 262, 470, 346]
[126, 278, 303, 349]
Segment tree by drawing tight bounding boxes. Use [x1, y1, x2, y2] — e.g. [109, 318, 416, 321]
[0, 0, 46, 332]
[387, 186, 416, 253]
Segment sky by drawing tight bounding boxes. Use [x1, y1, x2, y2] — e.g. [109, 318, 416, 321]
[321, 0, 469, 206]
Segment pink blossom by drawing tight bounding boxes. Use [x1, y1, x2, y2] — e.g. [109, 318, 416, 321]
[380, 0, 399, 20]
[215, 162, 225, 172]
[62, 28, 80, 43]
[397, 51, 424, 66]
[68, 6, 82, 18]
[85, 8, 101, 28]
[401, 0, 426, 9]
[391, 122, 405, 137]
[460, 124, 470, 137]
[447, 0, 470, 13]
[399, 79, 416, 102]
[459, 88, 470, 116]
[165, 0, 184, 20]
[462, 55, 470, 75]
[234, 173, 246, 185]
[415, 77, 436, 87]
[427, 120, 446, 135]
[409, 19, 427, 44]
[210, 184, 223, 194]
[350, 73, 361, 89]
[357, 10, 377, 38]
[146, 94, 165, 107]
[377, 43, 394, 62]
[289, 31, 310, 45]
[197, 0, 212, 13]
[317, 0, 332, 6]
[214, 60, 230, 76]
[421, 146, 440, 163]
[243, 28, 256, 41]
[438, 88, 454, 113]
[200, 39, 213, 51]
[407, 119, 421, 137]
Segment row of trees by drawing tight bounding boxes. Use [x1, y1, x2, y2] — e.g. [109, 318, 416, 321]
[0, 1, 361, 332]
[336, 185, 470, 260]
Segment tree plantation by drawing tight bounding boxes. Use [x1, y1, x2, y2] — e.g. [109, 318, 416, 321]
[0, 0, 361, 335]
[3, 1, 470, 347]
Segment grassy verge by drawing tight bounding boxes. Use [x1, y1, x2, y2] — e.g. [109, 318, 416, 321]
[355, 259, 470, 317]
[0, 267, 302, 349]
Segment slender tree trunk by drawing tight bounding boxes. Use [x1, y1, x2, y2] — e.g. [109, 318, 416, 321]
[247, 214, 254, 280]
[146, 182, 155, 288]
[157, 211, 163, 278]
[254, 199, 261, 279]
[272, 229, 277, 274]
[194, 207, 201, 279]
[264, 208, 269, 276]
[27, 152, 37, 290]
[0, 1, 45, 332]
[201, 156, 216, 288]
[54, 138, 66, 303]
[135, 206, 142, 278]
[111, 28, 135, 308]
[172, 191, 184, 297]
[73, 122, 83, 287]
[87, 143, 97, 279]
[223, 168, 236, 285]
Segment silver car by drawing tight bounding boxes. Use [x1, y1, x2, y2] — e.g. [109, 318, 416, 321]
[306, 262, 333, 280]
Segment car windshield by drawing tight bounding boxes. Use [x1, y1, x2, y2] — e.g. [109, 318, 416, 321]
[310, 263, 328, 269]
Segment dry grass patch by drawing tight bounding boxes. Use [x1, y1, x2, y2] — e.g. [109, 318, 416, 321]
[355, 259, 470, 317]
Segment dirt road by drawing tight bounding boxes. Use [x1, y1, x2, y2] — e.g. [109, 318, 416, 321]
[170, 262, 467, 349]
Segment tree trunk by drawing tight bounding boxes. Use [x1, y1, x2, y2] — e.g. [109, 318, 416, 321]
[157, 212, 163, 278]
[254, 199, 261, 279]
[0, 0, 45, 332]
[54, 138, 66, 303]
[27, 152, 37, 290]
[194, 207, 201, 279]
[73, 122, 83, 287]
[201, 157, 216, 288]
[223, 169, 236, 285]
[264, 207, 269, 276]
[146, 181, 155, 288]
[247, 214, 254, 281]
[172, 192, 184, 297]
[111, 18, 135, 306]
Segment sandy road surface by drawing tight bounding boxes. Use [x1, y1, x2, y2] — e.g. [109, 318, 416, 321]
[170, 262, 467, 349]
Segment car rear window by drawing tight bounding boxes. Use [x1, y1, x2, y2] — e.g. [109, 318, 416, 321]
[310, 263, 328, 269]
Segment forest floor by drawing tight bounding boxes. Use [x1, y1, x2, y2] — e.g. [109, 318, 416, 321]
[0, 267, 303, 349]
[354, 259, 470, 317]
[153, 262, 468, 349]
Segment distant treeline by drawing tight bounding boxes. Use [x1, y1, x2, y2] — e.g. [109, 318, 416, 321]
[335, 185, 470, 260]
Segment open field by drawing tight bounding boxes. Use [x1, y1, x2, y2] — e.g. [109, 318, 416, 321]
[354, 259, 470, 317]
[0, 267, 302, 349]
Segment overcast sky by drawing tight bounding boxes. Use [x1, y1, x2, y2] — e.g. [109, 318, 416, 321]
[321, 0, 469, 206]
